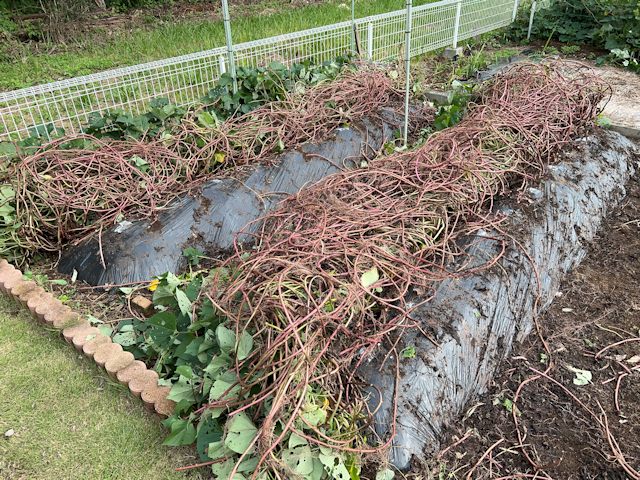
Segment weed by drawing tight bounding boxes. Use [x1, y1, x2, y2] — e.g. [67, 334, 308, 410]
[433, 81, 474, 131]
[561, 44, 580, 54]
[21, 270, 67, 287]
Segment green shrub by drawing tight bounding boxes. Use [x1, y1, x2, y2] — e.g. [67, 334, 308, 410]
[507, 0, 640, 71]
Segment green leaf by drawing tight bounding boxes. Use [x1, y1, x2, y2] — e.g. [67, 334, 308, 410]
[376, 469, 395, 480]
[152, 284, 176, 306]
[147, 311, 177, 331]
[113, 331, 137, 347]
[183, 248, 206, 265]
[207, 440, 228, 460]
[288, 432, 308, 449]
[175, 289, 192, 318]
[163, 419, 197, 446]
[86, 314, 103, 324]
[301, 404, 327, 427]
[175, 365, 194, 379]
[0, 142, 17, 155]
[283, 445, 314, 475]
[225, 411, 258, 454]
[320, 454, 351, 479]
[236, 332, 253, 361]
[167, 377, 196, 403]
[217, 325, 236, 354]
[97, 326, 113, 337]
[204, 353, 233, 377]
[209, 378, 240, 402]
[196, 415, 223, 462]
[360, 267, 379, 289]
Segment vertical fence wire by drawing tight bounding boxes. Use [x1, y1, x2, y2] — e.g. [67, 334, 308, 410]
[0, 0, 515, 142]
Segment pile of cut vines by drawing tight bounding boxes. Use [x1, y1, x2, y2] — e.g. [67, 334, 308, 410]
[1, 57, 417, 259]
[110, 62, 610, 479]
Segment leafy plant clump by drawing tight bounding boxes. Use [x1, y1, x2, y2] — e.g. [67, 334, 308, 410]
[112, 263, 372, 480]
[3, 55, 355, 154]
[508, 0, 640, 72]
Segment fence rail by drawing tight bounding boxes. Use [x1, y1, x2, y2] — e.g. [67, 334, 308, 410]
[0, 0, 515, 142]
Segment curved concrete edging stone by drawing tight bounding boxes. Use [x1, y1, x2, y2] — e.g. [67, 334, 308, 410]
[0, 261, 176, 419]
[358, 131, 640, 470]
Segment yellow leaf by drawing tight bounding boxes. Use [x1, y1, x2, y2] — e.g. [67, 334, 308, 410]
[214, 152, 225, 163]
[148, 280, 160, 292]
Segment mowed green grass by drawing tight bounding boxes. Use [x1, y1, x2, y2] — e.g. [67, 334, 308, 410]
[0, 295, 205, 480]
[1, 0, 436, 91]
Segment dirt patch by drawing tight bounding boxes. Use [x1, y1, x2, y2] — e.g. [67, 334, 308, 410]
[410, 141, 640, 479]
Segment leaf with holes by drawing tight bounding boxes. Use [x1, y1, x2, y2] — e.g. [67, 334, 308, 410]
[224, 411, 258, 455]
[283, 445, 314, 475]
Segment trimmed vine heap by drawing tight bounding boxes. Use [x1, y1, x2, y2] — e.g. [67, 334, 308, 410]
[190, 62, 610, 478]
[11, 64, 407, 252]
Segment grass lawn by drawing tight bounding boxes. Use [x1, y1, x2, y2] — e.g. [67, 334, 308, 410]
[0, 0, 437, 91]
[0, 295, 205, 480]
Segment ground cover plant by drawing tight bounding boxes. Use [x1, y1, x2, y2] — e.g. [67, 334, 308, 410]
[90, 62, 613, 479]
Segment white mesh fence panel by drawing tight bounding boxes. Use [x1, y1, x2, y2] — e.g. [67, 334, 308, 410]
[0, 0, 516, 142]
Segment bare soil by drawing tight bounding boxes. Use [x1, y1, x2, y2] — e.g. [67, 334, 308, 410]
[409, 141, 640, 480]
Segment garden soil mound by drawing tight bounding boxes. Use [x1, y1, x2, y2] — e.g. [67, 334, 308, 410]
[409, 138, 640, 480]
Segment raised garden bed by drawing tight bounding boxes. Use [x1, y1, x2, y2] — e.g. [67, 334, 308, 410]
[3, 59, 640, 479]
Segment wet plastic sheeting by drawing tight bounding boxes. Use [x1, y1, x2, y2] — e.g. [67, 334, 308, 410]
[59, 113, 405, 286]
[358, 132, 639, 470]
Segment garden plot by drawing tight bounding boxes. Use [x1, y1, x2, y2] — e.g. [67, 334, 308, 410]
[3, 60, 639, 479]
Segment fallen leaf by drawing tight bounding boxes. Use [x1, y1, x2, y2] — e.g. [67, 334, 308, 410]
[626, 355, 640, 364]
[567, 365, 592, 385]
[360, 267, 379, 289]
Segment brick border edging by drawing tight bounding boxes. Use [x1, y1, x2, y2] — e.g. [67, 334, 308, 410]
[0, 258, 177, 419]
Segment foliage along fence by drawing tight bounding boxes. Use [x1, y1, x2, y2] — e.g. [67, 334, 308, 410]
[0, 0, 516, 142]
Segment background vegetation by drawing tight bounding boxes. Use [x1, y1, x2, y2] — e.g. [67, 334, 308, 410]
[508, 0, 640, 72]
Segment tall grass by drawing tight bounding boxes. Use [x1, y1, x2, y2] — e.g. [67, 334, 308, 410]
[1, 0, 436, 91]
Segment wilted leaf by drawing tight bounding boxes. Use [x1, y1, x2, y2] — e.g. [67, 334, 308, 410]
[567, 365, 592, 385]
[360, 267, 379, 289]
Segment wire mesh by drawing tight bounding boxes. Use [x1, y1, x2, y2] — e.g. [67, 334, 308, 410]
[0, 0, 515, 142]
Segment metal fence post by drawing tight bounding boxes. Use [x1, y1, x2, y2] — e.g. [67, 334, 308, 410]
[512, 0, 519, 22]
[527, 1, 537, 39]
[221, 0, 238, 94]
[367, 22, 373, 59]
[351, 0, 356, 53]
[453, 0, 462, 49]
[403, 0, 413, 148]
